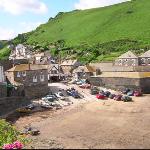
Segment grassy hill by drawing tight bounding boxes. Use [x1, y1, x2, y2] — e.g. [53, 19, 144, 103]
[8, 0, 150, 62]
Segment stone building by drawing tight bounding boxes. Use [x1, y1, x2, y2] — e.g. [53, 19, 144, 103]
[61, 59, 81, 76]
[73, 65, 95, 80]
[115, 51, 139, 66]
[47, 64, 65, 82]
[5, 64, 49, 99]
[89, 72, 150, 94]
[9, 44, 32, 60]
[139, 50, 150, 66]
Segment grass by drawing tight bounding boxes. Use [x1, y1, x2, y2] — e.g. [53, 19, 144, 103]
[7, 0, 150, 62]
[0, 47, 11, 60]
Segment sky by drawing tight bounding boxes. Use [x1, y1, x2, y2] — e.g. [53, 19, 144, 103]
[0, 0, 129, 40]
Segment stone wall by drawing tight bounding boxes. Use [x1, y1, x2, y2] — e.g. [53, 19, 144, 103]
[25, 84, 49, 99]
[0, 60, 13, 71]
[13, 69, 48, 87]
[0, 83, 7, 98]
[89, 76, 150, 94]
[0, 97, 30, 117]
[90, 63, 150, 72]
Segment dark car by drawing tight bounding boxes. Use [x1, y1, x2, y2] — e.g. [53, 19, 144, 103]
[109, 94, 116, 99]
[66, 89, 73, 96]
[72, 90, 80, 99]
[114, 95, 123, 101]
[104, 91, 111, 97]
[99, 90, 105, 95]
[122, 88, 131, 94]
[127, 91, 134, 96]
[90, 87, 99, 95]
[121, 96, 132, 102]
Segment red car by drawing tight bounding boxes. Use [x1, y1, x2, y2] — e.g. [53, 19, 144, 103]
[79, 84, 91, 89]
[96, 94, 106, 100]
[134, 91, 142, 97]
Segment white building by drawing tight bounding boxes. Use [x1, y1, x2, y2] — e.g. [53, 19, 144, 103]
[0, 66, 5, 83]
[9, 44, 32, 60]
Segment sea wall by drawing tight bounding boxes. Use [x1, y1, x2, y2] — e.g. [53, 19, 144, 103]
[89, 76, 150, 94]
[0, 97, 30, 117]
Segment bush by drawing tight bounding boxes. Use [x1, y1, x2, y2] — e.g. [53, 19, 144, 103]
[0, 120, 27, 149]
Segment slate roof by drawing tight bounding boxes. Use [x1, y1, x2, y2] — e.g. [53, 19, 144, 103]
[139, 50, 150, 58]
[7, 64, 47, 72]
[118, 51, 138, 59]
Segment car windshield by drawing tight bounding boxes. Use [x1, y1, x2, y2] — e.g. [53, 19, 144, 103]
[59, 93, 64, 96]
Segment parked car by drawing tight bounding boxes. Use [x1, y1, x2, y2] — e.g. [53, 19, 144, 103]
[72, 90, 80, 99]
[104, 91, 111, 97]
[121, 96, 132, 102]
[109, 94, 116, 99]
[41, 104, 52, 109]
[134, 90, 143, 97]
[54, 92, 65, 100]
[79, 84, 91, 89]
[114, 95, 123, 101]
[66, 89, 73, 96]
[122, 88, 131, 94]
[127, 91, 134, 96]
[76, 80, 85, 85]
[96, 94, 106, 100]
[25, 104, 36, 110]
[42, 95, 57, 102]
[90, 87, 99, 95]
[40, 101, 53, 109]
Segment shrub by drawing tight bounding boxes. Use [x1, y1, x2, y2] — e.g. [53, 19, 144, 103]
[0, 120, 27, 149]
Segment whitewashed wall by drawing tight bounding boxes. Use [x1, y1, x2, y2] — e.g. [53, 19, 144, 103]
[0, 66, 4, 83]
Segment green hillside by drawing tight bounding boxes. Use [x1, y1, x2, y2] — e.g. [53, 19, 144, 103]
[12, 0, 150, 62]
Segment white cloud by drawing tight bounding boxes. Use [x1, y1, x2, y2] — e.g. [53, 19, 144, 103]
[0, 27, 16, 40]
[0, 21, 42, 40]
[20, 22, 42, 33]
[75, 0, 130, 10]
[0, 0, 48, 15]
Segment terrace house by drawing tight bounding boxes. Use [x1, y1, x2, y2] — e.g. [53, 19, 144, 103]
[115, 51, 139, 66]
[139, 50, 150, 66]
[5, 64, 49, 99]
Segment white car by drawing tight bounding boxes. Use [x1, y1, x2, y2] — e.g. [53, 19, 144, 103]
[55, 92, 66, 100]
[40, 101, 53, 109]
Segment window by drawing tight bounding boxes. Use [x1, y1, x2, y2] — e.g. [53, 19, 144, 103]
[132, 59, 136, 66]
[17, 72, 20, 77]
[141, 58, 146, 65]
[118, 59, 122, 66]
[33, 76, 37, 83]
[51, 70, 57, 74]
[147, 58, 150, 65]
[40, 75, 45, 82]
[124, 59, 128, 66]
[22, 71, 26, 77]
